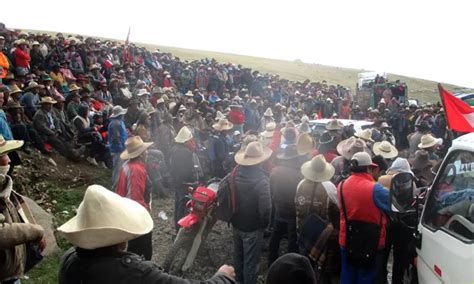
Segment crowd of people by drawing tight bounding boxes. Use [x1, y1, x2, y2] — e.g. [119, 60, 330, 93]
[0, 24, 452, 284]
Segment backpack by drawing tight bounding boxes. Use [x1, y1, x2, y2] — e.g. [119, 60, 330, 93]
[215, 166, 238, 222]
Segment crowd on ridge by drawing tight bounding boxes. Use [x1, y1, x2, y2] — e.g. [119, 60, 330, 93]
[0, 24, 454, 284]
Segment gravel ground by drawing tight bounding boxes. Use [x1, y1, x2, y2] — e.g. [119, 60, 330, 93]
[150, 195, 272, 282]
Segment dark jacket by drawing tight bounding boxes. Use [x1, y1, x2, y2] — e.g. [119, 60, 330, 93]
[169, 143, 195, 187]
[270, 159, 303, 221]
[33, 108, 60, 140]
[59, 247, 234, 284]
[231, 165, 271, 232]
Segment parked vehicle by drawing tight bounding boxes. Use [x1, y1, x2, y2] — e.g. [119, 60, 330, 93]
[390, 132, 474, 284]
[301, 118, 373, 137]
[162, 178, 221, 275]
[355, 72, 408, 110]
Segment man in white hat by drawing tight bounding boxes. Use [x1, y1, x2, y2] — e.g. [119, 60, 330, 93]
[169, 126, 201, 231]
[58, 185, 235, 283]
[232, 141, 272, 284]
[337, 152, 390, 284]
[115, 136, 154, 260]
[209, 118, 233, 178]
[258, 107, 274, 132]
[21, 81, 44, 119]
[417, 133, 442, 161]
[107, 105, 128, 190]
[0, 136, 45, 283]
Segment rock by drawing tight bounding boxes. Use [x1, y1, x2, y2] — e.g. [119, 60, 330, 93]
[23, 197, 60, 257]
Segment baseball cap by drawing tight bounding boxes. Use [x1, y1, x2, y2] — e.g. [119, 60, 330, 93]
[351, 152, 378, 167]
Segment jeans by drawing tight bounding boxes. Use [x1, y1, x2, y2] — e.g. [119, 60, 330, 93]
[111, 152, 123, 191]
[268, 218, 298, 266]
[232, 228, 264, 284]
[340, 247, 383, 284]
[174, 186, 188, 232]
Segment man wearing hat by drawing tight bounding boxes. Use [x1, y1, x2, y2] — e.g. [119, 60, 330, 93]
[0, 36, 9, 81]
[33, 96, 78, 161]
[169, 126, 201, 230]
[156, 112, 176, 162]
[325, 119, 344, 145]
[268, 144, 305, 266]
[244, 99, 260, 132]
[331, 137, 370, 186]
[21, 81, 44, 119]
[408, 120, 431, 157]
[108, 105, 128, 190]
[337, 152, 390, 284]
[116, 136, 154, 260]
[259, 107, 274, 132]
[409, 150, 436, 187]
[209, 118, 233, 178]
[232, 141, 272, 284]
[417, 133, 441, 162]
[58, 185, 235, 283]
[13, 39, 30, 76]
[0, 135, 46, 283]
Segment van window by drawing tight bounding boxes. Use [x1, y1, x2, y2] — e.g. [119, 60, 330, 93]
[422, 150, 474, 242]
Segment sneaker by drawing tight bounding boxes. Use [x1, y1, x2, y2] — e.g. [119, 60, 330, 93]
[98, 161, 108, 169]
[86, 157, 99, 166]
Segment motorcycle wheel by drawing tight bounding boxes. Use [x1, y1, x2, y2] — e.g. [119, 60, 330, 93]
[162, 226, 197, 275]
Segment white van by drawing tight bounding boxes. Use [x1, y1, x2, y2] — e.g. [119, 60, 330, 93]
[415, 133, 474, 283]
[392, 133, 474, 283]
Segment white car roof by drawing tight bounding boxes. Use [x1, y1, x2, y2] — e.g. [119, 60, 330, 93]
[450, 132, 474, 152]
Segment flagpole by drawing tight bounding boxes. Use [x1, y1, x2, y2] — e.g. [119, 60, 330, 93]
[438, 83, 452, 130]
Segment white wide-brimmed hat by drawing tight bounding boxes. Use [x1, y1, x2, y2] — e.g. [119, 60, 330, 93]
[175, 126, 193, 143]
[372, 141, 398, 159]
[234, 141, 272, 166]
[39, 96, 57, 104]
[0, 135, 24, 155]
[57, 185, 153, 250]
[24, 81, 45, 91]
[136, 89, 150, 97]
[296, 133, 315, 155]
[261, 122, 276, 138]
[354, 129, 374, 142]
[213, 118, 234, 131]
[325, 119, 344, 131]
[263, 108, 274, 117]
[418, 134, 442, 149]
[337, 137, 370, 160]
[301, 154, 335, 182]
[120, 136, 153, 160]
[110, 105, 127, 118]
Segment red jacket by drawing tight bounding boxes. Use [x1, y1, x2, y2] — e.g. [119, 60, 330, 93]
[337, 172, 387, 248]
[14, 48, 31, 68]
[228, 110, 245, 125]
[116, 160, 150, 211]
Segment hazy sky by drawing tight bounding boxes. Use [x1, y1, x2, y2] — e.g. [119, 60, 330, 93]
[3, 0, 473, 87]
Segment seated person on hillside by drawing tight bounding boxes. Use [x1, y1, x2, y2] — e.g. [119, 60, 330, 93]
[73, 105, 109, 167]
[33, 96, 79, 161]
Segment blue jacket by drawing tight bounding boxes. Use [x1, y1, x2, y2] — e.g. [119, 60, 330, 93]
[0, 110, 13, 140]
[108, 117, 128, 153]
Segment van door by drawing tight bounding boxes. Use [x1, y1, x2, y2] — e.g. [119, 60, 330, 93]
[418, 150, 474, 284]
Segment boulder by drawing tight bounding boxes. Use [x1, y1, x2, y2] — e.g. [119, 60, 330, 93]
[23, 196, 60, 256]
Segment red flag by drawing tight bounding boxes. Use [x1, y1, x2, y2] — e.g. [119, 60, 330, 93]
[438, 83, 474, 132]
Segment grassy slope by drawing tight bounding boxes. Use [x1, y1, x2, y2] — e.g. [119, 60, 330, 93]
[25, 28, 471, 103]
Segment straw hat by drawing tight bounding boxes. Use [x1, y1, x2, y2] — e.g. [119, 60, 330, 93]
[296, 133, 315, 155]
[175, 126, 193, 143]
[156, 98, 165, 105]
[263, 108, 274, 117]
[110, 105, 127, 118]
[215, 111, 226, 121]
[301, 154, 335, 182]
[234, 141, 272, 166]
[178, 105, 187, 112]
[0, 135, 24, 155]
[5, 101, 23, 109]
[261, 122, 276, 138]
[8, 85, 22, 95]
[372, 141, 398, 159]
[354, 129, 374, 142]
[337, 137, 370, 160]
[68, 83, 81, 92]
[57, 185, 153, 250]
[277, 144, 301, 160]
[325, 119, 344, 130]
[418, 134, 442, 149]
[40, 96, 57, 104]
[136, 89, 150, 97]
[120, 136, 153, 160]
[24, 81, 45, 91]
[185, 91, 194, 97]
[213, 118, 234, 131]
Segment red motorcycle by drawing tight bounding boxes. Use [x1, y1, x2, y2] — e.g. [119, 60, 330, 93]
[162, 178, 221, 275]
